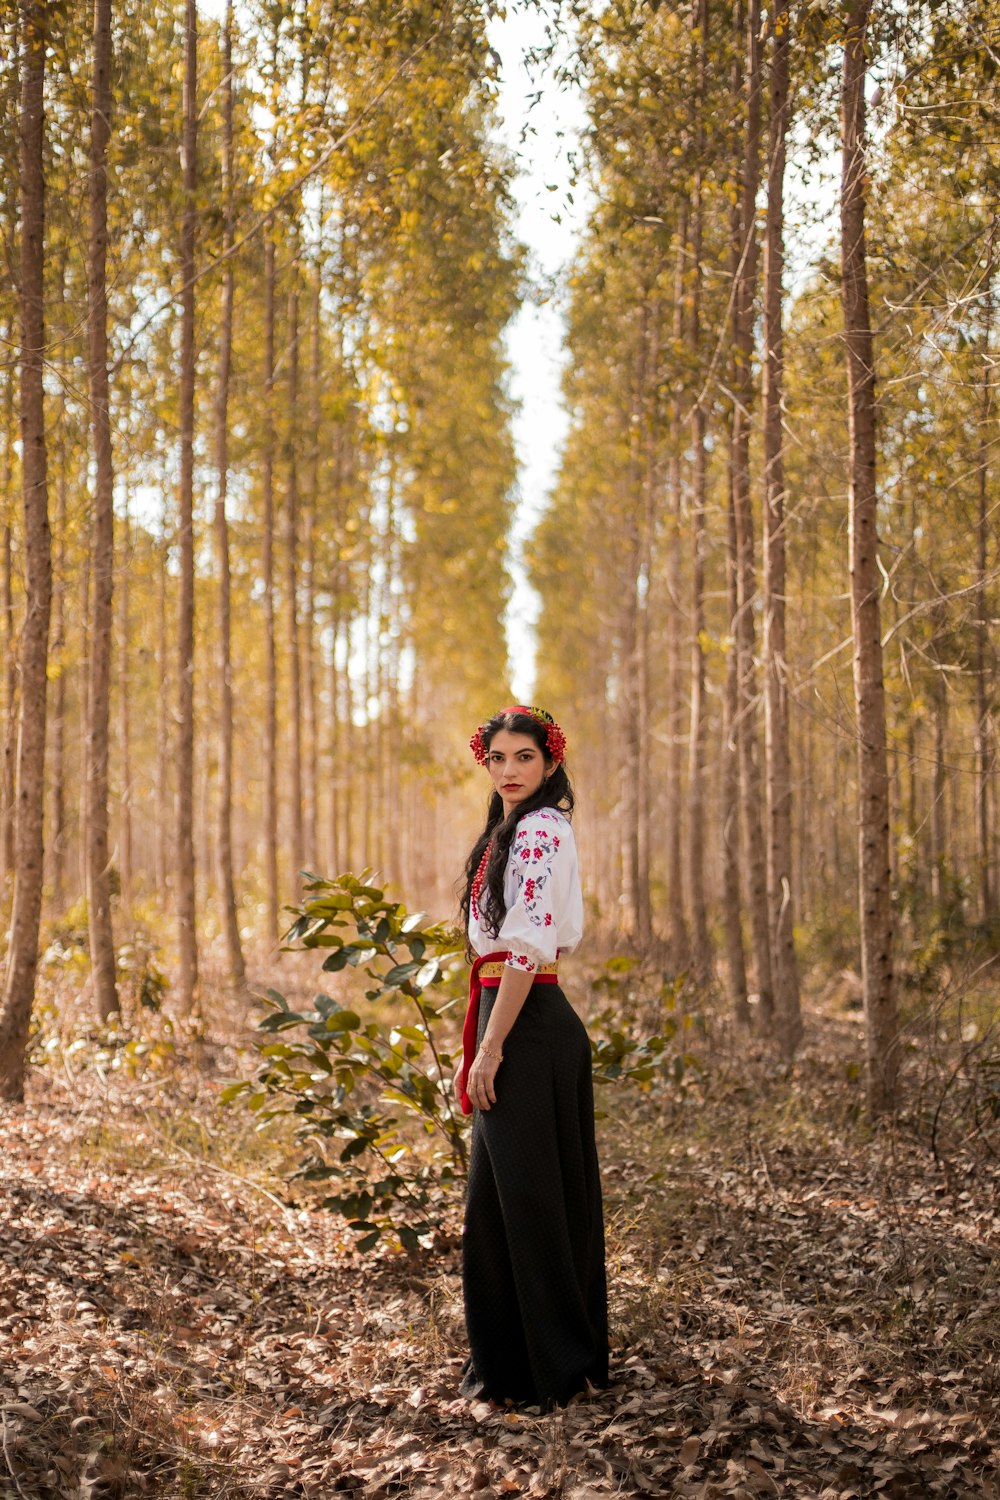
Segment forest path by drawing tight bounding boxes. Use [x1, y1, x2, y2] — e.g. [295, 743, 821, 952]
[0, 1022, 998, 1499]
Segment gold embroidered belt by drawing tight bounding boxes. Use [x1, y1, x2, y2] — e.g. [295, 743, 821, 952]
[476, 958, 559, 983]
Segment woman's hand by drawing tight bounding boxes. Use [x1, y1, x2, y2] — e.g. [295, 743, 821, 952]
[465, 1046, 502, 1111]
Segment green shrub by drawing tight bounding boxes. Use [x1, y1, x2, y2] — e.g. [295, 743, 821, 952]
[222, 873, 468, 1252]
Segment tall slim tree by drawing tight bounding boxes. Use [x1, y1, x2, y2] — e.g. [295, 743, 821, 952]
[1, 356, 17, 887]
[285, 267, 305, 881]
[50, 454, 67, 905]
[262, 227, 279, 942]
[155, 518, 169, 894]
[761, 2, 801, 1056]
[86, 0, 119, 1021]
[665, 209, 689, 966]
[686, 0, 712, 976]
[973, 265, 995, 924]
[213, 0, 246, 991]
[841, 0, 897, 1113]
[731, 0, 774, 1023]
[0, 0, 53, 1099]
[176, 0, 199, 1010]
[117, 509, 132, 902]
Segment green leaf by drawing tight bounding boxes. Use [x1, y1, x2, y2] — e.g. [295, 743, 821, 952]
[325, 1009, 361, 1033]
[383, 961, 422, 986]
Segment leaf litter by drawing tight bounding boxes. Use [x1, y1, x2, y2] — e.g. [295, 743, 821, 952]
[1, 1007, 998, 1499]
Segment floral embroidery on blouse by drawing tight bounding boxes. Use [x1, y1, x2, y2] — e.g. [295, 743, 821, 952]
[503, 813, 563, 965]
[506, 951, 537, 973]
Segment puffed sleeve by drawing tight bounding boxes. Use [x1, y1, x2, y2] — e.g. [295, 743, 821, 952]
[498, 811, 583, 972]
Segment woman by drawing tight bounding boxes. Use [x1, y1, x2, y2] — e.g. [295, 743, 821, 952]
[456, 704, 608, 1409]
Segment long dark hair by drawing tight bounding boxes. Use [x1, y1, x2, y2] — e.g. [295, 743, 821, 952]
[459, 709, 575, 949]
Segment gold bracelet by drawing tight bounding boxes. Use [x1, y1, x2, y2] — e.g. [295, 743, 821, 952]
[479, 1042, 503, 1063]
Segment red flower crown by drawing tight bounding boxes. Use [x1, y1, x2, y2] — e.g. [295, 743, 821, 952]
[470, 704, 567, 767]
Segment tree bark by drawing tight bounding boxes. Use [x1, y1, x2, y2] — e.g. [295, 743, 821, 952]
[286, 271, 305, 884]
[620, 298, 651, 945]
[637, 295, 657, 949]
[176, 0, 199, 1011]
[50, 456, 66, 907]
[118, 512, 132, 904]
[86, 0, 119, 1021]
[731, 0, 774, 1025]
[0, 0, 53, 1099]
[263, 229, 279, 941]
[930, 658, 948, 906]
[665, 207, 689, 967]
[304, 247, 322, 873]
[0, 493, 14, 888]
[213, 0, 246, 991]
[974, 266, 995, 926]
[686, 0, 712, 976]
[723, 467, 751, 1025]
[841, 0, 897, 1115]
[155, 517, 169, 894]
[78, 541, 90, 899]
[0, 14, 17, 897]
[762, 2, 802, 1058]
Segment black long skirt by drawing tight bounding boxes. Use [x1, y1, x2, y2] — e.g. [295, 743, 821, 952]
[461, 980, 608, 1409]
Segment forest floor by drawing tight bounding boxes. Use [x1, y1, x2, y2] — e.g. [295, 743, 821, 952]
[1, 973, 999, 1500]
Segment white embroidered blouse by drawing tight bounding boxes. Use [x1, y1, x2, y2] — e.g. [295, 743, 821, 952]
[468, 808, 584, 973]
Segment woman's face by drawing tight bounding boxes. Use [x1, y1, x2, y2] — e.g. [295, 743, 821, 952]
[486, 729, 550, 815]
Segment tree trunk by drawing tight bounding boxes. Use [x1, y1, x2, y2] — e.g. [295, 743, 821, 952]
[930, 663, 948, 906]
[213, 0, 246, 991]
[304, 249, 322, 873]
[720, 5, 751, 1024]
[176, 0, 199, 1012]
[50, 453, 67, 906]
[328, 397, 348, 874]
[0, 0, 53, 1099]
[263, 230, 279, 941]
[86, 0, 119, 1021]
[0, 15, 18, 897]
[78, 541, 90, 898]
[620, 299, 650, 944]
[686, 0, 712, 976]
[0, 495, 14, 888]
[118, 513, 132, 904]
[286, 272, 305, 885]
[155, 517, 169, 894]
[328, 606, 343, 871]
[841, 0, 897, 1115]
[974, 268, 995, 926]
[637, 295, 657, 949]
[731, 0, 774, 1026]
[762, 1, 801, 1058]
[722, 468, 751, 1025]
[665, 208, 689, 967]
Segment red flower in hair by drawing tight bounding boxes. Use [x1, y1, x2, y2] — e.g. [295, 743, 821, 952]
[469, 705, 567, 767]
[470, 724, 489, 766]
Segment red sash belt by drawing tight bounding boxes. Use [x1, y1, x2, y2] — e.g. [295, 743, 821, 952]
[460, 950, 559, 1116]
